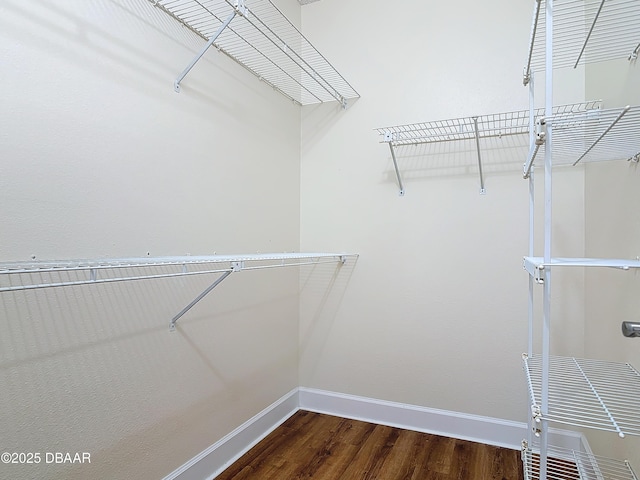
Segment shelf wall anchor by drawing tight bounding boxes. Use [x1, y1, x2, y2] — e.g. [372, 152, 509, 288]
[169, 269, 233, 331]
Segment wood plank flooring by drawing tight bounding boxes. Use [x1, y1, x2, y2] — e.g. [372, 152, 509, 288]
[215, 410, 524, 480]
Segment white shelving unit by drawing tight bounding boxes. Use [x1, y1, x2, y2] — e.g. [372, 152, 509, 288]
[149, 0, 359, 107]
[524, 103, 640, 178]
[523, 354, 640, 437]
[0, 252, 357, 331]
[522, 444, 637, 480]
[375, 109, 534, 195]
[521, 1, 640, 479]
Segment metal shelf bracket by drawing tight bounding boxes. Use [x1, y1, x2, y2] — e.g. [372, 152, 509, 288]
[169, 269, 234, 331]
[383, 132, 405, 196]
[173, 8, 239, 93]
[472, 116, 486, 194]
[524, 118, 546, 179]
[573, 106, 631, 166]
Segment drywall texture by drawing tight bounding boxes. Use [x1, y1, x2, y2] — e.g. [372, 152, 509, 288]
[583, 59, 640, 468]
[0, 0, 302, 478]
[299, 0, 587, 424]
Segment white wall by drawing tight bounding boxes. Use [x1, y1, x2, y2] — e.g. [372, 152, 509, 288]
[4, 0, 633, 477]
[299, 0, 586, 424]
[0, 0, 302, 478]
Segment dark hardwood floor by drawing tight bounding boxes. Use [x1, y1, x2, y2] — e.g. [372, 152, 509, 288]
[215, 410, 525, 480]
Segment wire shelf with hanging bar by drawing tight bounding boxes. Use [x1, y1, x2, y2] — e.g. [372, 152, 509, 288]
[149, 0, 359, 107]
[523, 0, 640, 84]
[0, 253, 358, 331]
[524, 103, 640, 177]
[523, 354, 640, 438]
[375, 103, 601, 195]
[522, 441, 638, 480]
[374, 109, 535, 196]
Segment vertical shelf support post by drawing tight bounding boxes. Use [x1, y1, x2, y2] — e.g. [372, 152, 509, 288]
[472, 116, 486, 194]
[169, 269, 234, 331]
[539, 0, 554, 478]
[173, 3, 246, 93]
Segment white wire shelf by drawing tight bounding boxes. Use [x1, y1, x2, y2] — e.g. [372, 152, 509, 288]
[524, 0, 640, 82]
[524, 104, 640, 177]
[0, 252, 357, 331]
[375, 102, 603, 195]
[375, 111, 532, 147]
[523, 256, 640, 283]
[375, 102, 605, 147]
[523, 354, 640, 438]
[522, 442, 638, 480]
[374, 109, 535, 195]
[0, 253, 356, 292]
[150, 0, 359, 106]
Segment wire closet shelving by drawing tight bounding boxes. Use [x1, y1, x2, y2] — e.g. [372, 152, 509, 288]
[523, 0, 640, 84]
[375, 109, 534, 195]
[523, 257, 640, 283]
[524, 103, 640, 178]
[521, 1, 640, 479]
[523, 354, 640, 438]
[149, 0, 359, 107]
[0, 252, 357, 331]
[522, 443, 637, 480]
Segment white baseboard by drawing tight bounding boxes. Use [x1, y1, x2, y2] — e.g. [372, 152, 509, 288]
[162, 388, 299, 480]
[164, 387, 589, 479]
[298, 387, 585, 452]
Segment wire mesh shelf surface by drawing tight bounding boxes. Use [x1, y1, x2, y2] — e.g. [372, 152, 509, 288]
[525, 103, 640, 173]
[522, 443, 638, 480]
[547, 104, 640, 165]
[151, 0, 359, 105]
[375, 101, 602, 147]
[523, 354, 640, 437]
[376, 110, 532, 147]
[525, 0, 640, 76]
[0, 253, 356, 292]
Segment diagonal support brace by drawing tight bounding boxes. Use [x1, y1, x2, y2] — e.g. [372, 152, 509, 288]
[472, 117, 486, 194]
[384, 132, 405, 196]
[169, 269, 233, 331]
[523, 117, 546, 179]
[573, 105, 630, 166]
[174, 3, 245, 93]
